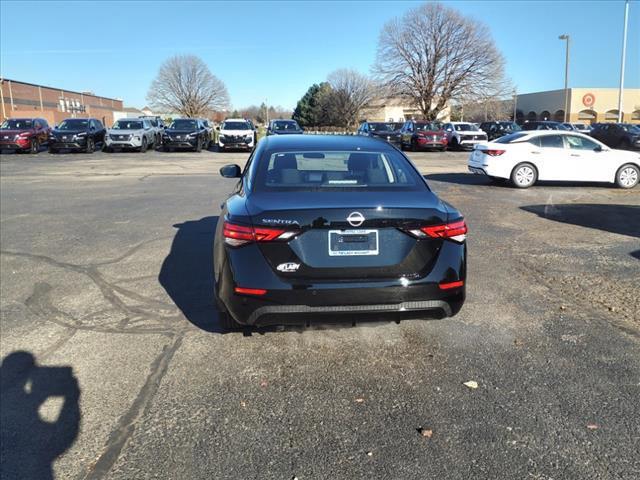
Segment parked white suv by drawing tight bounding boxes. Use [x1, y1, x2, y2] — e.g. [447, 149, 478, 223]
[105, 118, 156, 152]
[443, 122, 488, 150]
[218, 118, 255, 151]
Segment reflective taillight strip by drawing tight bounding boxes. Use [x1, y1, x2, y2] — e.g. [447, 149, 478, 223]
[409, 219, 467, 242]
[223, 221, 298, 247]
[439, 280, 464, 290]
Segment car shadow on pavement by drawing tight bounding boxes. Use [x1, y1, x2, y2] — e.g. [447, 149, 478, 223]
[0, 351, 80, 480]
[630, 250, 640, 260]
[520, 204, 640, 238]
[159, 216, 227, 333]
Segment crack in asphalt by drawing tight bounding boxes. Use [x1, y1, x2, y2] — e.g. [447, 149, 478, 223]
[79, 334, 184, 480]
[2, 245, 184, 335]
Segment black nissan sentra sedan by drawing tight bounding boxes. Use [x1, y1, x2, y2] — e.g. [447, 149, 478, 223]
[215, 135, 467, 329]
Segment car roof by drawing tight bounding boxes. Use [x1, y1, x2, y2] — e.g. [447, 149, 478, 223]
[518, 130, 590, 137]
[224, 118, 248, 122]
[259, 134, 397, 152]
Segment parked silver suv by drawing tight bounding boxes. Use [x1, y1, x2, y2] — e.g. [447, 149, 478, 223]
[105, 118, 156, 152]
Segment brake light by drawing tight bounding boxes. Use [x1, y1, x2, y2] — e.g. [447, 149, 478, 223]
[406, 219, 467, 243]
[234, 287, 267, 296]
[481, 149, 506, 156]
[223, 221, 298, 247]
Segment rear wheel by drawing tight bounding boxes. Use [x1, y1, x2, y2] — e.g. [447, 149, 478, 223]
[510, 162, 537, 188]
[85, 137, 94, 154]
[616, 163, 639, 189]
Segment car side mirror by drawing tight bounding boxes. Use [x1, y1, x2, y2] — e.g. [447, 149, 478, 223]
[220, 164, 242, 178]
[446, 128, 453, 132]
[594, 145, 603, 152]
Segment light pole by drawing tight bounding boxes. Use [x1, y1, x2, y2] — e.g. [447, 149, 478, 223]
[617, 0, 630, 122]
[558, 34, 570, 123]
[512, 88, 517, 122]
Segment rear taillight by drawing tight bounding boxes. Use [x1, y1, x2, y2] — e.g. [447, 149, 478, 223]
[406, 219, 467, 243]
[481, 149, 506, 156]
[223, 221, 299, 247]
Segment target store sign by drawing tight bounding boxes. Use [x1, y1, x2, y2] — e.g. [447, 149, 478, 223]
[582, 93, 596, 107]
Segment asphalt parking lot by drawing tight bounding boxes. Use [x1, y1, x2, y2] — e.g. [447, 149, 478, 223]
[1, 147, 639, 480]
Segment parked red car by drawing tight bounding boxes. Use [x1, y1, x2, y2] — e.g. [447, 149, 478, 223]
[0, 117, 51, 153]
[399, 120, 448, 151]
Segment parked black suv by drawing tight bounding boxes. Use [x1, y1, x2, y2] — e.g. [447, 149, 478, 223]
[521, 121, 569, 131]
[49, 118, 106, 153]
[357, 121, 402, 146]
[479, 121, 521, 140]
[162, 118, 207, 151]
[590, 123, 640, 150]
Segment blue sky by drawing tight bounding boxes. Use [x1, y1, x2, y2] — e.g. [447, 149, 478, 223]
[1, 0, 638, 110]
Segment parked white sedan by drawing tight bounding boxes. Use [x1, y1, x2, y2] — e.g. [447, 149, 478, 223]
[468, 130, 639, 189]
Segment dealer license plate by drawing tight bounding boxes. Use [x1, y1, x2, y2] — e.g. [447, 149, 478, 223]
[328, 229, 379, 256]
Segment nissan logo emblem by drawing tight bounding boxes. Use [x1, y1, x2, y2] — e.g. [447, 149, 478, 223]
[347, 211, 365, 227]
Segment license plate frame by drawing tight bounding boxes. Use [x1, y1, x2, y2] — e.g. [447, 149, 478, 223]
[328, 229, 379, 256]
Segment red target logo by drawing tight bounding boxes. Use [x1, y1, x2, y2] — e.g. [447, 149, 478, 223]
[582, 93, 595, 107]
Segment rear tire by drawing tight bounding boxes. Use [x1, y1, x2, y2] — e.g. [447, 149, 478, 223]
[615, 163, 639, 189]
[510, 162, 537, 188]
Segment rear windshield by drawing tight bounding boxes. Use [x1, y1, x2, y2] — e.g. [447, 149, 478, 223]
[58, 119, 89, 130]
[113, 121, 143, 130]
[494, 132, 529, 144]
[256, 150, 425, 191]
[1, 119, 33, 129]
[171, 119, 198, 129]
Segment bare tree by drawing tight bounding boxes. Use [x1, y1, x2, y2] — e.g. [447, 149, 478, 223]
[374, 3, 506, 120]
[147, 55, 230, 117]
[324, 69, 379, 128]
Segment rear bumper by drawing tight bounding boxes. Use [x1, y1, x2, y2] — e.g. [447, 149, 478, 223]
[217, 240, 466, 326]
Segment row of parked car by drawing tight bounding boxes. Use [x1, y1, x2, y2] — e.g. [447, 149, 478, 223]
[0, 116, 258, 154]
[355, 119, 640, 152]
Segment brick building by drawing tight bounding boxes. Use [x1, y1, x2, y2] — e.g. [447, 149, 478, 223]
[0, 78, 123, 126]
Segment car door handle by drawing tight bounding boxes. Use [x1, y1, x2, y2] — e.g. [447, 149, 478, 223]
[570, 154, 580, 157]
[530, 151, 541, 154]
